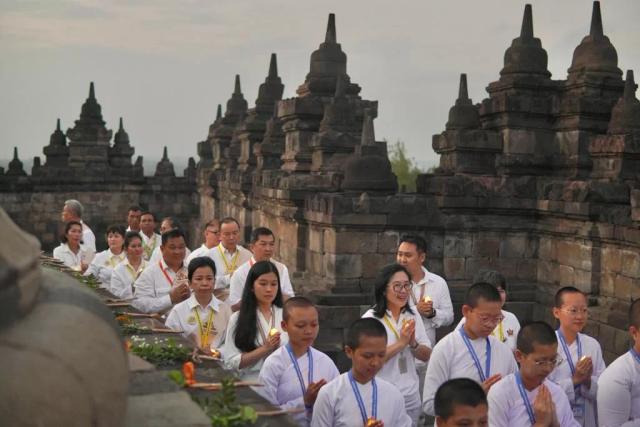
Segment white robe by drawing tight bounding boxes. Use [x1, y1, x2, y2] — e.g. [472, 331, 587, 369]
[259, 346, 339, 426]
[548, 332, 606, 427]
[229, 257, 295, 306]
[109, 259, 147, 299]
[52, 243, 93, 271]
[597, 350, 640, 427]
[311, 372, 412, 427]
[422, 328, 518, 416]
[488, 373, 580, 427]
[456, 309, 521, 351]
[84, 248, 125, 286]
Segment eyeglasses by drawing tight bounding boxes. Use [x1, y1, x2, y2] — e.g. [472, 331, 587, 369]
[390, 282, 413, 293]
[533, 357, 564, 368]
[560, 307, 589, 317]
[477, 314, 505, 325]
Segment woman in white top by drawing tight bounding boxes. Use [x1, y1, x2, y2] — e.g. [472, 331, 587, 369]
[221, 260, 289, 381]
[362, 263, 432, 426]
[84, 225, 126, 286]
[53, 221, 92, 272]
[110, 232, 148, 299]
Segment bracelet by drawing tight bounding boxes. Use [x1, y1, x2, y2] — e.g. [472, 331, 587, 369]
[426, 309, 436, 319]
[411, 342, 419, 350]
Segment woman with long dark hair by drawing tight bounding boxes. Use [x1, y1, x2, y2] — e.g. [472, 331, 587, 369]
[362, 263, 432, 426]
[221, 260, 288, 380]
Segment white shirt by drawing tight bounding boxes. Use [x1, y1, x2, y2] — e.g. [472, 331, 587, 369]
[165, 294, 232, 349]
[185, 244, 212, 265]
[488, 374, 580, 427]
[422, 327, 518, 415]
[208, 243, 252, 289]
[109, 258, 148, 299]
[53, 243, 93, 271]
[259, 346, 339, 426]
[362, 308, 432, 400]
[221, 306, 289, 381]
[140, 232, 161, 260]
[84, 249, 125, 286]
[597, 350, 640, 427]
[456, 310, 521, 351]
[80, 220, 96, 256]
[409, 267, 454, 345]
[548, 332, 606, 427]
[229, 257, 295, 305]
[311, 372, 412, 427]
[132, 258, 187, 314]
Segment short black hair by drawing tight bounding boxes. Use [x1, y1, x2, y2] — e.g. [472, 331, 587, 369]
[283, 296, 316, 321]
[128, 205, 142, 212]
[124, 231, 142, 248]
[554, 286, 584, 308]
[345, 318, 387, 350]
[465, 282, 502, 307]
[250, 227, 274, 244]
[399, 234, 427, 254]
[473, 269, 507, 292]
[630, 298, 640, 329]
[372, 263, 414, 317]
[61, 220, 83, 243]
[105, 224, 126, 238]
[187, 256, 217, 281]
[161, 228, 186, 246]
[140, 211, 155, 220]
[517, 321, 557, 354]
[434, 378, 487, 420]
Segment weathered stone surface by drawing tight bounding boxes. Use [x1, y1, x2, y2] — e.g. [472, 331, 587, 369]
[125, 392, 211, 427]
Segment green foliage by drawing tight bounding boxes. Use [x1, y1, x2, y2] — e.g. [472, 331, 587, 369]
[129, 337, 191, 366]
[71, 272, 100, 289]
[388, 141, 423, 192]
[199, 377, 258, 427]
[168, 370, 186, 387]
[120, 323, 152, 335]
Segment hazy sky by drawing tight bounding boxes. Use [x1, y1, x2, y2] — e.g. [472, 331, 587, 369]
[1, 0, 639, 173]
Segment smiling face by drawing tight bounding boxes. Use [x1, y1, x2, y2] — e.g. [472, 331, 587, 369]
[190, 265, 215, 297]
[384, 270, 412, 308]
[345, 335, 387, 384]
[253, 271, 279, 306]
[553, 291, 588, 335]
[161, 236, 186, 266]
[282, 306, 319, 348]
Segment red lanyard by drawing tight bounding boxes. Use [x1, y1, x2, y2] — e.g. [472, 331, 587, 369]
[158, 261, 174, 286]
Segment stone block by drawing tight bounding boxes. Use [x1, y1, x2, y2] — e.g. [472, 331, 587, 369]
[425, 233, 444, 258]
[601, 246, 622, 274]
[500, 235, 528, 258]
[306, 250, 324, 276]
[324, 253, 362, 279]
[378, 230, 400, 254]
[125, 392, 210, 427]
[308, 227, 324, 253]
[556, 240, 592, 270]
[444, 257, 465, 280]
[537, 260, 555, 284]
[614, 274, 632, 300]
[362, 253, 394, 279]
[614, 329, 632, 355]
[472, 236, 500, 258]
[621, 249, 640, 279]
[600, 273, 615, 297]
[559, 265, 575, 286]
[324, 229, 378, 254]
[444, 233, 472, 258]
[573, 269, 592, 293]
[516, 259, 537, 280]
[426, 258, 444, 276]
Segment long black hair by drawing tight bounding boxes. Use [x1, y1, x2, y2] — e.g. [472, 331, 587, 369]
[234, 261, 283, 352]
[372, 263, 414, 318]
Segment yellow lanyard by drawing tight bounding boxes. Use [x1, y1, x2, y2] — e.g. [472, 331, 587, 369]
[382, 315, 401, 340]
[107, 254, 123, 268]
[143, 235, 156, 258]
[217, 244, 240, 274]
[125, 262, 144, 281]
[194, 307, 215, 348]
[492, 320, 505, 342]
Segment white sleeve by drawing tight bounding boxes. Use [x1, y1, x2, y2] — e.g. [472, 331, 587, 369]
[257, 357, 281, 406]
[83, 229, 96, 253]
[84, 260, 101, 279]
[487, 385, 511, 427]
[216, 273, 232, 289]
[597, 365, 639, 427]
[310, 385, 335, 427]
[555, 387, 581, 427]
[110, 269, 132, 299]
[548, 369, 576, 402]
[422, 342, 449, 415]
[431, 279, 454, 328]
[414, 311, 432, 348]
[164, 307, 183, 333]
[132, 271, 172, 314]
[280, 266, 295, 297]
[584, 343, 606, 400]
[228, 272, 244, 305]
[393, 393, 413, 427]
[221, 314, 242, 370]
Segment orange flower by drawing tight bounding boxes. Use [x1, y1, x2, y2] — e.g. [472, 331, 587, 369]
[124, 340, 131, 352]
[183, 361, 195, 386]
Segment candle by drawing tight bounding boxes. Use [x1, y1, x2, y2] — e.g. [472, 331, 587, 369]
[366, 417, 377, 427]
[423, 296, 432, 303]
[269, 328, 279, 337]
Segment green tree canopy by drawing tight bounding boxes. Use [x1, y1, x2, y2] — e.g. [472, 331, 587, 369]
[388, 141, 423, 192]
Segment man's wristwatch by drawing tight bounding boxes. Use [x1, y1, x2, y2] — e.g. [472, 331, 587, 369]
[426, 309, 436, 319]
[410, 341, 419, 350]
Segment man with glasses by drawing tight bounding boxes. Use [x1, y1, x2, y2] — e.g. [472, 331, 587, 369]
[186, 219, 221, 264]
[422, 282, 517, 416]
[548, 286, 605, 427]
[208, 217, 251, 290]
[488, 321, 579, 426]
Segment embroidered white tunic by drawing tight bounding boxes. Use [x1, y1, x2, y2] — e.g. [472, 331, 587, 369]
[597, 351, 640, 427]
[258, 346, 339, 426]
[422, 328, 518, 416]
[53, 243, 93, 271]
[165, 294, 231, 349]
[456, 309, 521, 351]
[229, 258, 295, 306]
[84, 249, 125, 286]
[220, 306, 288, 381]
[548, 332, 606, 427]
[132, 258, 187, 314]
[207, 244, 252, 289]
[311, 373, 412, 427]
[109, 259, 148, 299]
[488, 374, 580, 427]
[140, 232, 161, 260]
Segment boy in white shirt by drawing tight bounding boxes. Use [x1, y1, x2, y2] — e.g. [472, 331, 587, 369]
[434, 378, 488, 427]
[422, 282, 518, 416]
[259, 297, 339, 426]
[548, 287, 606, 427]
[311, 318, 412, 427]
[488, 321, 579, 427]
[597, 297, 640, 426]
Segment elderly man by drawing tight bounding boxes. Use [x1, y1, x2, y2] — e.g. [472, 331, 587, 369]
[207, 217, 251, 290]
[61, 199, 96, 260]
[185, 219, 221, 264]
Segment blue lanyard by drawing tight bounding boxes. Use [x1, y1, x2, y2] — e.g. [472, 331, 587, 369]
[557, 330, 582, 376]
[631, 347, 640, 364]
[285, 344, 313, 399]
[348, 371, 377, 424]
[459, 328, 491, 382]
[515, 372, 536, 425]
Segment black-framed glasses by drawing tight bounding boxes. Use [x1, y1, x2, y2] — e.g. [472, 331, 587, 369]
[391, 282, 413, 293]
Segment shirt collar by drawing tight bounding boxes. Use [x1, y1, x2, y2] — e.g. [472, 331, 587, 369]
[159, 257, 183, 272]
[187, 293, 220, 311]
[412, 266, 432, 286]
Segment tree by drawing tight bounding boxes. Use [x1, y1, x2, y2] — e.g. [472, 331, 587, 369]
[388, 141, 422, 192]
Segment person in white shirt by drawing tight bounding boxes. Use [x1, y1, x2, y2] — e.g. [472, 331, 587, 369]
[456, 270, 521, 352]
[132, 228, 190, 314]
[488, 321, 580, 427]
[206, 217, 252, 290]
[149, 217, 191, 264]
[84, 225, 126, 286]
[259, 297, 339, 426]
[362, 264, 432, 425]
[548, 286, 606, 427]
[221, 260, 288, 381]
[422, 282, 518, 416]
[434, 378, 488, 427]
[597, 298, 640, 426]
[126, 205, 142, 233]
[311, 318, 412, 427]
[139, 211, 161, 261]
[61, 199, 96, 260]
[185, 219, 221, 264]
[229, 227, 295, 311]
[53, 221, 93, 272]
[165, 256, 232, 352]
[110, 232, 148, 299]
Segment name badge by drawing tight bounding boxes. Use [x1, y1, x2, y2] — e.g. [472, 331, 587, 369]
[187, 315, 196, 325]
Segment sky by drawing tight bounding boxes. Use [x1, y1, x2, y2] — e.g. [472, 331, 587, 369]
[1, 0, 639, 174]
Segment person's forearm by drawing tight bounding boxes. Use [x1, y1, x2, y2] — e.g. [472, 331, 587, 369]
[384, 341, 408, 362]
[239, 346, 271, 369]
[413, 344, 431, 362]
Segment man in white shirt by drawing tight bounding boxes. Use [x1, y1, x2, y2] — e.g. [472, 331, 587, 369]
[61, 199, 96, 259]
[488, 321, 580, 427]
[126, 205, 142, 233]
[597, 298, 640, 426]
[139, 211, 160, 261]
[229, 227, 295, 311]
[132, 228, 190, 314]
[208, 217, 251, 290]
[149, 216, 191, 263]
[185, 219, 220, 265]
[434, 378, 488, 427]
[422, 282, 517, 416]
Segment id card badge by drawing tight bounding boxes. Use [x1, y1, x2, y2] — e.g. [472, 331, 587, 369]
[572, 394, 585, 420]
[398, 353, 408, 374]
